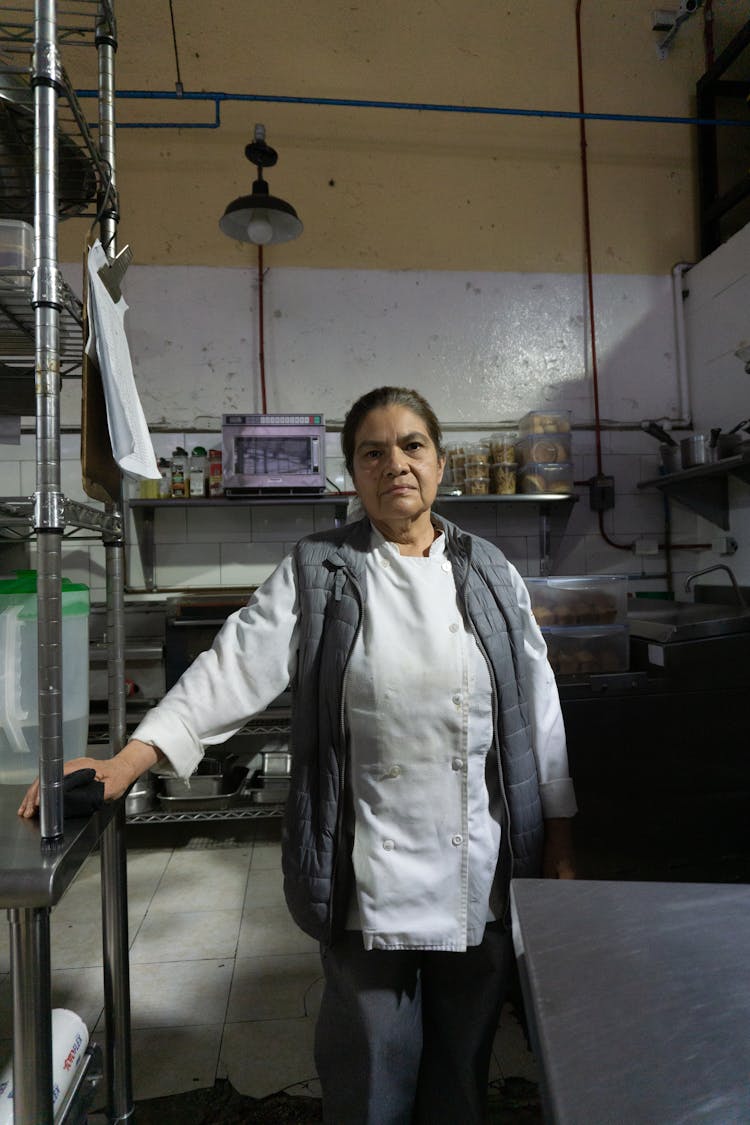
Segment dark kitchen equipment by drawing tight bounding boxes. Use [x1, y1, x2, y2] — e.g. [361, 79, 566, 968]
[641, 420, 678, 446]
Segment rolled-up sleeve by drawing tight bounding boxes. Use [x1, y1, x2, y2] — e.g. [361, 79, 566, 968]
[133, 555, 299, 777]
[509, 566, 578, 819]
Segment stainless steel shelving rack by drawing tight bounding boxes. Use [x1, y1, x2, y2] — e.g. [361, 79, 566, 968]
[0, 3, 133, 1123]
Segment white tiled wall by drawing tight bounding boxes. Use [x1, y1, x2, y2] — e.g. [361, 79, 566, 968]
[0, 421, 713, 600]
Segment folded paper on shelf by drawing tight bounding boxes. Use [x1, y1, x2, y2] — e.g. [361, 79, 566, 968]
[0, 1007, 89, 1123]
[86, 240, 159, 480]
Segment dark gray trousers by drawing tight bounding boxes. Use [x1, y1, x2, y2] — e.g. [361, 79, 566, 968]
[314, 922, 514, 1125]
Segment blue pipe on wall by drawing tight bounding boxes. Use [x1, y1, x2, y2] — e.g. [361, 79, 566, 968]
[74, 87, 750, 130]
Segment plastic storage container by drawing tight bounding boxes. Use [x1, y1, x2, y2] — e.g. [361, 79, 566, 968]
[516, 433, 572, 466]
[517, 462, 573, 494]
[519, 410, 572, 435]
[490, 463, 517, 494]
[0, 570, 90, 784]
[540, 625, 629, 676]
[0, 219, 33, 276]
[524, 575, 628, 627]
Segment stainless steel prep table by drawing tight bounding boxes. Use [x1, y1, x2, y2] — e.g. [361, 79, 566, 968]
[511, 879, 750, 1124]
[0, 787, 131, 1123]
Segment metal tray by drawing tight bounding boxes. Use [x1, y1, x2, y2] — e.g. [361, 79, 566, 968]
[156, 764, 249, 812]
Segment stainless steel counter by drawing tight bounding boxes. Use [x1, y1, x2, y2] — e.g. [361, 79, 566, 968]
[1, 788, 131, 1124]
[0, 786, 117, 908]
[511, 879, 750, 1124]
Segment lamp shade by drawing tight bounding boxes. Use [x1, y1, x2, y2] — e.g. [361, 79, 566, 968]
[219, 177, 303, 245]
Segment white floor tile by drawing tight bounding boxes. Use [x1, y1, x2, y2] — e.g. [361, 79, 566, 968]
[237, 905, 318, 958]
[129, 908, 242, 963]
[128, 1024, 224, 1100]
[99, 959, 234, 1029]
[0, 967, 104, 1040]
[226, 953, 322, 1023]
[147, 848, 251, 913]
[243, 866, 286, 910]
[220, 1016, 317, 1099]
[249, 840, 283, 871]
[50, 919, 105, 970]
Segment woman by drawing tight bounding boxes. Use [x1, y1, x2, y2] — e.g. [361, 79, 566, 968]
[19, 385, 576, 1124]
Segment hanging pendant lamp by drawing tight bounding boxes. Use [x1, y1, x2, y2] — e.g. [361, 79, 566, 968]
[219, 123, 303, 245]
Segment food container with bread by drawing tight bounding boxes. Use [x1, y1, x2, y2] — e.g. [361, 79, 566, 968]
[525, 575, 628, 627]
[518, 410, 572, 435]
[541, 624, 629, 676]
[524, 575, 629, 678]
[516, 433, 572, 466]
[517, 462, 573, 494]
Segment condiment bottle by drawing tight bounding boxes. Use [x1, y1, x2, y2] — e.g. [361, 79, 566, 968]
[158, 457, 171, 497]
[208, 448, 223, 496]
[189, 446, 208, 498]
[170, 447, 188, 497]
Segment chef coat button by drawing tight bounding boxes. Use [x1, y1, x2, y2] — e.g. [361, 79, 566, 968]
[441, 561, 452, 572]
[452, 694, 461, 707]
[383, 839, 395, 851]
[451, 834, 464, 847]
[388, 765, 401, 779]
[380, 557, 390, 568]
[451, 757, 464, 771]
[449, 622, 459, 633]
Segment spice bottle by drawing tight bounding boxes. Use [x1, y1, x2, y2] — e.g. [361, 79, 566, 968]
[170, 447, 188, 498]
[208, 448, 223, 496]
[189, 446, 208, 498]
[158, 457, 171, 498]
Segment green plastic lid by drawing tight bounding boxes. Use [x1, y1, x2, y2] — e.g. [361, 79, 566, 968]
[0, 571, 89, 617]
[191, 446, 207, 456]
[0, 569, 87, 594]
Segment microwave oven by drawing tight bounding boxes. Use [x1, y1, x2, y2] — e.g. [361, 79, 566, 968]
[222, 413, 327, 494]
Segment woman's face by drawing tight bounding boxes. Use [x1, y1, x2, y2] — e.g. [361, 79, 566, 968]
[351, 404, 445, 528]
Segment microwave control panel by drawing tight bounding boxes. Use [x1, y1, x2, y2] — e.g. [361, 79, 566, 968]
[223, 413, 323, 426]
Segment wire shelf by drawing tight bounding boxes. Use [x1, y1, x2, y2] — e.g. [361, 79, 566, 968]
[0, 52, 112, 222]
[0, 271, 83, 366]
[127, 805, 285, 824]
[0, 1, 115, 48]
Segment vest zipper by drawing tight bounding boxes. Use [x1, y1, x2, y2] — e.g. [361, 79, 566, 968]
[328, 563, 364, 945]
[456, 550, 515, 919]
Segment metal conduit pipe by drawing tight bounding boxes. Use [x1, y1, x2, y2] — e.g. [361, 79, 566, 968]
[73, 87, 750, 131]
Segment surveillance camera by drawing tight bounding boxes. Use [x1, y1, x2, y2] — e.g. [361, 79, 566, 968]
[678, 0, 701, 13]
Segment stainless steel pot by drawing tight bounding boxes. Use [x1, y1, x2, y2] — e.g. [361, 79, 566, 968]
[680, 435, 707, 469]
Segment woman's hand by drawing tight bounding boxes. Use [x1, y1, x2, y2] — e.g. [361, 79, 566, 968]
[17, 740, 162, 819]
[542, 817, 576, 879]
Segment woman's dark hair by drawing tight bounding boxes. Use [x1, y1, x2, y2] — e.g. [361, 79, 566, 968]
[341, 386, 445, 475]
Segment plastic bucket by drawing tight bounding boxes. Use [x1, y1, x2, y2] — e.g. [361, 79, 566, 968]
[0, 570, 89, 784]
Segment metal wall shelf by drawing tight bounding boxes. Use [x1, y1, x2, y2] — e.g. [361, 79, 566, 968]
[638, 451, 750, 530]
[126, 492, 578, 590]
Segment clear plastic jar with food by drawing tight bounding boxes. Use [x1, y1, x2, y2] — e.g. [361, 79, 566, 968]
[464, 476, 490, 495]
[490, 463, 517, 494]
[489, 432, 518, 463]
[465, 441, 490, 467]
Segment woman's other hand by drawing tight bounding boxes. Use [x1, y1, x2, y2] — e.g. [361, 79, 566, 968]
[542, 817, 576, 879]
[17, 740, 162, 819]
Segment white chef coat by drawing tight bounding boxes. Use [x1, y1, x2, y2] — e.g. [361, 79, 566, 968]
[134, 523, 576, 950]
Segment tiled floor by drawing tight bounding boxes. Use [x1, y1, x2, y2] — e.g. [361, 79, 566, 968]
[0, 821, 539, 1107]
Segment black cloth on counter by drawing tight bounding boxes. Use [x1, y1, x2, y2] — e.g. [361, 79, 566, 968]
[63, 768, 105, 818]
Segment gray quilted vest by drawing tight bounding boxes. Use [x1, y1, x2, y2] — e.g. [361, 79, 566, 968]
[281, 515, 544, 943]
